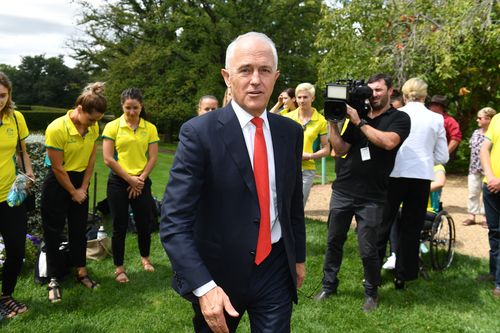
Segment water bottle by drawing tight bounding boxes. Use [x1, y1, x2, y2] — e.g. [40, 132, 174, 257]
[97, 226, 107, 240]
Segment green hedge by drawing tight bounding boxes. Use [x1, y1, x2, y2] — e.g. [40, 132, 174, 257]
[22, 111, 66, 131]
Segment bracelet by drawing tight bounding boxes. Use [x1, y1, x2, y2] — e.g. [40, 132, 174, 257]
[357, 119, 368, 128]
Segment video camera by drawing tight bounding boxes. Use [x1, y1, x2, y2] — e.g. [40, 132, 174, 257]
[324, 80, 373, 121]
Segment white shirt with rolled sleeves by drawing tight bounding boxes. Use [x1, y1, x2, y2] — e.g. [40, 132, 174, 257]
[390, 102, 449, 180]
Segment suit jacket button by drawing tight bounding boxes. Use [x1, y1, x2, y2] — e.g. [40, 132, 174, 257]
[250, 250, 256, 256]
[253, 219, 259, 224]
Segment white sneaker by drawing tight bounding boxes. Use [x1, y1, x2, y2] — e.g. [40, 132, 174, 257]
[382, 253, 396, 270]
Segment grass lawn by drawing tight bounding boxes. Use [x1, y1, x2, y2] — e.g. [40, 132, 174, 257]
[3, 143, 497, 332]
[2, 220, 497, 332]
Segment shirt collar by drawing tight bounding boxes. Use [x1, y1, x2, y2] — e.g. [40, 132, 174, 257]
[65, 110, 80, 136]
[231, 100, 269, 130]
[1, 111, 13, 124]
[119, 114, 145, 128]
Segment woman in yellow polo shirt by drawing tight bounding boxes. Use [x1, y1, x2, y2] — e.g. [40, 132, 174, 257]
[102, 88, 159, 283]
[0, 72, 34, 318]
[285, 83, 330, 207]
[41, 82, 106, 303]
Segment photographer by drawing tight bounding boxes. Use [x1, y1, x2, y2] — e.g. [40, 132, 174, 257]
[314, 74, 410, 312]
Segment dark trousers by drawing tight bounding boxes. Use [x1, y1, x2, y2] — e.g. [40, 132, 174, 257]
[378, 177, 430, 281]
[192, 240, 293, 333]
[322, 190, 383, 297]
[107, 173, 153, 266]
[0, 201, 27, 296]
[41, 170, 88, 278]
[482, 185, 500, 288]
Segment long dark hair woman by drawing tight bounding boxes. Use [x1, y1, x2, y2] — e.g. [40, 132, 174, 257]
[41, 82, 106, 303]
[102, 88, 159, 283]
[0, 72, 34, 319]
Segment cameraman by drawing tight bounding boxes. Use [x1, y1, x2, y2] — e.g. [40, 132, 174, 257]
[315, 74, 410, 312]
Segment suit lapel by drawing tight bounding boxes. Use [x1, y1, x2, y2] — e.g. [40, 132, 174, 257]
[217, 105, 256, 195]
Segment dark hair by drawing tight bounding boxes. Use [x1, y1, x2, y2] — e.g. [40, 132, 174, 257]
[121, 87, 147, 119]
[283, 87, 298, 108]
[199, 95, 218, 105]
[0, 72, 15, 116]
[391, 89, 403, 101]
[75, 82, 107, 114]
[367, 73, 393, 89]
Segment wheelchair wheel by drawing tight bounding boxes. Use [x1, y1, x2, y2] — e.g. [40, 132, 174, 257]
[429, 211, 456, 270]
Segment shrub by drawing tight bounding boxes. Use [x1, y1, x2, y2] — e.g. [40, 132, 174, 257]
[22, 112, 65, 131]
[26, 134, 48, 237]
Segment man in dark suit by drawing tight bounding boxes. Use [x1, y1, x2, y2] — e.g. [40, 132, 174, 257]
[160, 32, 306, 333]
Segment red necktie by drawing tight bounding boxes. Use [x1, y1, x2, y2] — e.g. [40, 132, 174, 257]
[251, 117, 271, 265]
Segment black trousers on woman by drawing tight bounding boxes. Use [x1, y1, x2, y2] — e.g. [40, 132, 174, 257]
[41, 170, 88, 278]
[377, 177, 430, 282]
[0, 202, 27, 295]
[107, 173, 153, 266]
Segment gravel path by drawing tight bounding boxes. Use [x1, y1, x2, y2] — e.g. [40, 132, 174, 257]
[305, 174, 489, 259]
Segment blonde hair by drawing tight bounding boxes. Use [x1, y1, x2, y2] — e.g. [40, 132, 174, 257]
[295, 82, 315, 98]
[478, 107, 496, 119]
[75, 82, 107, 114]
[402, 78, 428, 102]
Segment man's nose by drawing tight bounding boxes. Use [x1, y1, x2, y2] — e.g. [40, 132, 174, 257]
[250, 70, 261, 84]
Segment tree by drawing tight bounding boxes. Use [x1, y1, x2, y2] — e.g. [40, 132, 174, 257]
[1, 55, 89, 108]
[71, 0, 324, 141]
[317, 0, 499, 169]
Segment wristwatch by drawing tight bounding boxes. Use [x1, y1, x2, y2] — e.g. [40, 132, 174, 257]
[357, 119, 368, 129]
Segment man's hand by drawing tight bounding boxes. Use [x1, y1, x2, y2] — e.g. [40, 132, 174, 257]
[346, 104, 361, 126]
[487, 177, 500, 193]
[296, 263, 306, 288]
[199, 286, 239, 333]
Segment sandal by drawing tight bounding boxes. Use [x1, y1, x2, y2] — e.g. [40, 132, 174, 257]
[0, 302, 15, 320]
[47, 280, 62, 303]
[76, 275, 100, 290]
[115, 270, 129, 283]
[142, 259, 155, 272]
[0, 296, 28, 316]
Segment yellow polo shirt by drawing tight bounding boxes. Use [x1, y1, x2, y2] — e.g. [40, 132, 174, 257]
[45, 110, 100, 172]
[0, 111, 29, 202]
[285, 107, 328, 170]
[102, 115, 160, 176]
[484, 114, 500, 182]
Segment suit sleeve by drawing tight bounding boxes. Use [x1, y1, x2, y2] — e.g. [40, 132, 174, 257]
[291, 124, 306, 263]
[159, 122, 212, 298]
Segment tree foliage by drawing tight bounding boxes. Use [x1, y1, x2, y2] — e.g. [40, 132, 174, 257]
[71, 0, 324, 141]
[317, 0, 499, 114]
[0, 55, 89, 108]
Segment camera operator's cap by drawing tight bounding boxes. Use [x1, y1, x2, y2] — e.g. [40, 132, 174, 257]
[429, 95, 448, 108]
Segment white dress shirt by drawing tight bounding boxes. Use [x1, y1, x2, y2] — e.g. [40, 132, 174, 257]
[390, 102, 449, 180]
[193, 101, 281, 297]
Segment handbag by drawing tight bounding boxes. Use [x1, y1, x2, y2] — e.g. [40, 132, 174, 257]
[13, 113, 36, 212]
[86, 237, 112, 261]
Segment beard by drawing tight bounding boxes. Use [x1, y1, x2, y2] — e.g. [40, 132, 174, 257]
[370, 93, 389, 111]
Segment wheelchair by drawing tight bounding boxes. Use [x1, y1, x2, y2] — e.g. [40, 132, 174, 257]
[419, 204, 456, 271]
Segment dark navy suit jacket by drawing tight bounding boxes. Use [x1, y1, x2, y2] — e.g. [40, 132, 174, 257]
[160, 104, 305, 303]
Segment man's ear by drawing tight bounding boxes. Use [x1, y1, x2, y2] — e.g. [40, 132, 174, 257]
[221, 69, 231, 87]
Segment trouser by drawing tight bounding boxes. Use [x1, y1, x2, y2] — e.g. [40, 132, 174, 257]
[302, 170, 315, 207]
[192, 240, 293, 333]
[468, 173, 484, 216]
[41, 170, 88, 278]
[107, 173, 153, 266]
[322, 190, 383, 297]
[0, 201, 27, 296]
[378, 177, 430, 281]
[482, 184, 500, 288]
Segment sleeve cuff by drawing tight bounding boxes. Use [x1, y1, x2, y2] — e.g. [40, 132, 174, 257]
[192, 280, 217, 297]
